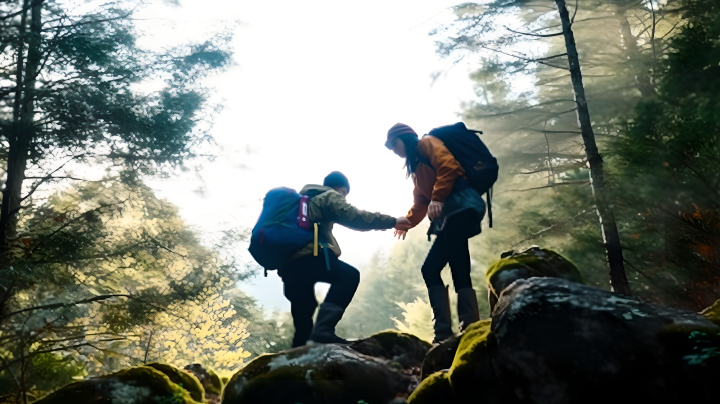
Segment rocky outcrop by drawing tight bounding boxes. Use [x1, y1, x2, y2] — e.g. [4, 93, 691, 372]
[410, 277, 720, 404]
[486, 247, 582, 311]
[222, 331, 428, 404]
[34, 365, 202, 404]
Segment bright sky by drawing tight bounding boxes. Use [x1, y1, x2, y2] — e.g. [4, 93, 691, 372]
[135, 0, 478, 311]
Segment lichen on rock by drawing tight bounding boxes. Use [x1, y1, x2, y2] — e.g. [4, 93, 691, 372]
[34, 365, 201, 404]
[406, 371, 451, 404]
[486, 247, 582, 311]
[222, 340, 417, 404]
[145, 363, 205, 403]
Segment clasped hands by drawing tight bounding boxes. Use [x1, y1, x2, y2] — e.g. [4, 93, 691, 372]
[393, 201, 443, 240]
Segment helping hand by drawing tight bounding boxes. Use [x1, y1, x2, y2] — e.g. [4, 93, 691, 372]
[395, 217, 411, 230]
[428, 201, 443, 220]
[394, 217, 411, 240]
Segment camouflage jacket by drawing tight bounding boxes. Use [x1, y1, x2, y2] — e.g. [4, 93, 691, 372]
[291, 184, 396, 259]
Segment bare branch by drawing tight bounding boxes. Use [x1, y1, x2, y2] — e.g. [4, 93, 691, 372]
[505, 25, 563, 37]
[499, 180, 590, 193]
[0, 294, 133, 320]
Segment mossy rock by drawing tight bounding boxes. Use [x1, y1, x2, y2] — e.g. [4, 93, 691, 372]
[223, 343, 415, 404]
[35, 366, 200, 404]
[447, 319, 498, 402]
[203, 368, 223, 396]
[407, 371, 452, 404]
[420, 333, 461, 380]
[701, 299, 720, 326]
[183, 364, 223, 399]
[145, 363, 205, 402]
[350, 330, 431, 370]
[486, 247, 581, 310]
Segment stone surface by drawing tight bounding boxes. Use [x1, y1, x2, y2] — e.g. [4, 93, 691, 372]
[222, 342, 418, 404]
[34, 365, 201, 404]
[419, 333, 461, 380]
[410, 277, 720, 404]
[491, 277, 720, 403]
[349, 330, 430, 372]
[486, 247, 582, 311]
[146, 362, 205, 403]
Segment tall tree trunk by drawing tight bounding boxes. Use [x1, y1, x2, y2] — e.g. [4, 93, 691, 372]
[616, 6, 655, 98]
[555, 0, 632, 295]
[1, 0, 42, 258]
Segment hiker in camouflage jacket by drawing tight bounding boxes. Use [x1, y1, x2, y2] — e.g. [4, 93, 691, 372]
[280, 171, 411, 347]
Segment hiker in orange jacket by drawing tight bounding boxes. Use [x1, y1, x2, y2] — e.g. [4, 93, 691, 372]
[385, 123, 486, 343]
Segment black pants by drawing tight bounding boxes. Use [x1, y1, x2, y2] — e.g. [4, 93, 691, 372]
[421, 211, 474, 290]
[280, 251, 360, 347]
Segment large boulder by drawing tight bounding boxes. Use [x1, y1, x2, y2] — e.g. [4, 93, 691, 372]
[34, 365, 202, 404]
[222, 335, 423, 404]
[410, 277, 720, 404]
[491, 277, 720, 403]
[486, 247, 581, 311]
[349, 330, 430, 372]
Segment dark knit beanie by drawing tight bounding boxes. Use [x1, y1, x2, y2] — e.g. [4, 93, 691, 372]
[385, 123, 418, 149]
[323, 171, 350, 193]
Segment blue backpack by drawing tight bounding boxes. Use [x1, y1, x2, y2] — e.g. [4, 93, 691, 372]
[248, 187, 315, 273]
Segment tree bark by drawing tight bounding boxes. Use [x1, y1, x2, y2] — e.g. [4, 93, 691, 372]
[616, 6, 655, 98]
[555, 0, 632, 295]
[0, 0, 42, 258]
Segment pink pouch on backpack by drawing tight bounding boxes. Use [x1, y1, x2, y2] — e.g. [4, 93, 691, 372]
[297, 195, 311, 230]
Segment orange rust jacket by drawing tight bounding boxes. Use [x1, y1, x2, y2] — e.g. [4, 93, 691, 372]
[406, 136, 465, 228]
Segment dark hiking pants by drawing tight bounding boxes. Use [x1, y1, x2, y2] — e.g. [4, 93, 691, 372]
[280, 251, 360, 347]
[421, 210, 475, 290]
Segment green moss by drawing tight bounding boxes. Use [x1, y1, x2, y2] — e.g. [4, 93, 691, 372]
[447, 319, 493, 400]
[486, 248, 582, 285]
[145, 363, 205, 403]
[407, 371, 453, 404]
[35, 366, 200, 404]
[202, 368, 223, 395]
[701, 300, 720, 327]
[367, 330, 432, 351]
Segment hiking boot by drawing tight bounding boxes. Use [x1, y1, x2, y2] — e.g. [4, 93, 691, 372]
[308, 302, 350, 344]
[457, 287, 480, 332]
[428, 284, 454, 343]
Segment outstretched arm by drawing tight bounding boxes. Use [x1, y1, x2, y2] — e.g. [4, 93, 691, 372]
[406, 185, 430, 228]
[321, 192, 398, 231]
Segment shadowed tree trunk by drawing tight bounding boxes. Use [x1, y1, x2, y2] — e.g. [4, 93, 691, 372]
[616, 4, 656, 98]
[555, 0, 632, 295]
[0, 0, 43, 262]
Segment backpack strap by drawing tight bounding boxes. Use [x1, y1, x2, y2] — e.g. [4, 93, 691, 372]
[487, 187, 493, 228]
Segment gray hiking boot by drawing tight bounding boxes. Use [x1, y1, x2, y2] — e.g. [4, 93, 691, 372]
[428, 284, 454, 344]
[457, 287, 481, 331]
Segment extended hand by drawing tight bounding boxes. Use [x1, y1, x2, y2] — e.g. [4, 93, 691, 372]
[428, 201, 443, 220]
[395, 217, 412, 230]
[394, 229, 407, 240]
